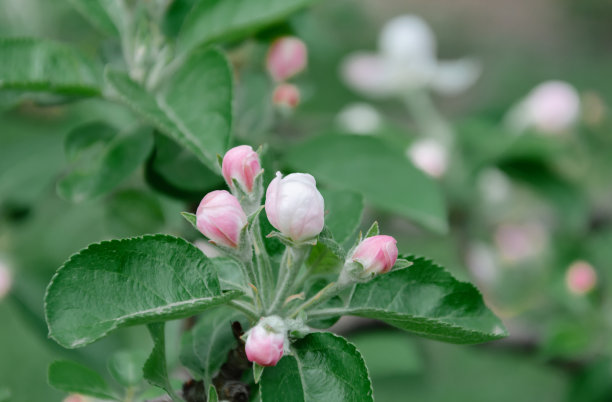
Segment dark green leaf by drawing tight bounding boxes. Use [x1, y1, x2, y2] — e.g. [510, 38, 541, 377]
[45, 234, 241, 348]
[260, 332, 373, 402]
[144, 323, 181, 402]
[48, 360, 117, 400]
[285, 134, 447, 233]
[179, 0, 316, 53]
[105, 189, 165, 237]
[180, 306, 247, 382]
[107, 350, 148, 388]
[57, 125, 154, 202]
[0, 38, 102, 96]
[340, 256, 507, 344]
[105, 47, 232, 172]
[321, 188, 363, 244]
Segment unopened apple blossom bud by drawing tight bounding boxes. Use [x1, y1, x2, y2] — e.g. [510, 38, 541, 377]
[266, 36, 307, 82]
[196, 190, 247, 248]
[63, 395, 91, 402]
[222, 145, 262, 193]
[265, 172, 324, 243]
[349, 235, 398, 276]
[407, 138, 449, 178]
[245, 316, 286, 367]
[565, 260, 597, 295]
[0, 261, 12, 299]
[272, 83, 300, 110]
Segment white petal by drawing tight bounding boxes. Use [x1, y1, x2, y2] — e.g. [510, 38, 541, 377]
[379, 15, 436, 63]
[336, 102, 382, 134]
[431, 58, 481, 95]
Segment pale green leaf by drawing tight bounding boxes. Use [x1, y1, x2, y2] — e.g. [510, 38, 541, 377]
[284, 134, 447, 233]
[260, 332, 373, 402]
[45, 235, 241, 348]
[321, 188, 363, 244]
[179, 0, 316, 53]
[105, 47, 232, 172]
[144, 323, 181, 402]
[67, 0, 120, 36]
[48, 360, 117, 400]
[107, 350, 148, 388]
[0, 38, 102, 96]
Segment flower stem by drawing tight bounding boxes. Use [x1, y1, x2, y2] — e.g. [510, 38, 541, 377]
[288, 282, 346, 318]
[229, 300, 259, 321]
[251, 218, 274, 309]
[268, 247, 306, 314]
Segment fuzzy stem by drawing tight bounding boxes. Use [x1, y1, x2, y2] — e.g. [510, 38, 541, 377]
[404, 90, 454, 144]
[268, 247, 306, 314]
[251, 218, 275, 309]
[288, 282, 346, 318]
[228, 300, 258, 321]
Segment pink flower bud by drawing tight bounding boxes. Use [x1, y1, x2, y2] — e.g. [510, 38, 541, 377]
[272, 83, 300, 109]
[0, 261, 12, 299]
[265, 172, 324, 242]
[63, 395, 91, 402]
[350, 235, 398, 275]
[266, 36, 307, 82]
[245, 318, 285, 367]
[222, 145, 262, 193]
[565, 260, 597, 295]
[196, 190, 247, 248]
[524, 81, 580, 134]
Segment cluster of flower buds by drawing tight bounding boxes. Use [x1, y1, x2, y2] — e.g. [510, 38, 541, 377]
[266, 36, 307, 110]
[195, 144, 402, 368]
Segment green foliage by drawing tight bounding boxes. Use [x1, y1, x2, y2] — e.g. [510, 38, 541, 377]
[320, 188, 364, 243]
[179, 0, 316, 53]
[107, 350, 148, 388]
[67, 0, 121, 36]
[45, 235, 240, 348]
[285, 134, 448, 233]
[57, 124, 153, 202]
[0, 38, 102, 96]
[106, 47, 233, 173]
[48, 360, 117, 400]
[180, 306, 247, 382]
[144, 323, 182, 401]
[340, 256, 507, 344]
[260, 332, 373, 402]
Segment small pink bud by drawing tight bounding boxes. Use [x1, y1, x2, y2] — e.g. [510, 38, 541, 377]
[524, 81, 580, 134]
[222, 145, 262, 193]
[565, 260, 597, 295]
[272, 83, 300, 109]
[196, 190, 247, 248]
[407, 138, 449, 178]
[350, 235, 398, 275]
[265, 172, 324, 242]
[266, 36, 307, 82]
[0, 261, 12, 299]
[245, 318, 285, 367]
[63, 395, 91, 402]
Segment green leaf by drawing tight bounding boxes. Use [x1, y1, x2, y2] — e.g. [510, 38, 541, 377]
[306, 227, 345, 275]
[0, 38, 102, 96]
[45, 234, 241, 348]
[107, 350, 148, 388]
[339, 256, 507, 344]
[57, 125, 154, 202]
[105, 47, 232, 172]
[146, 133, 224, 200]
[321, 188, 363, 244]
[64, 121, 116, 162]
[179, 306, 247, 382]
[260, 332, 373, 402]
[181, 212, 198, 230]
[364, 221, 379, 239]
[208, 384, 219, 402]
[179, 0, 316, 53]
[48, 360, 117, 400]
[144, 323, 181, 402]
[105, 189, 165, 237]
[285, 134, 447, 233]
[67, 0, 121, 36]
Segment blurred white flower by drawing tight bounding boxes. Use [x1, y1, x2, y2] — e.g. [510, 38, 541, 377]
[477, 168, 512, 205]
[0, 260, 12, 300]
[494, 222, 548, 263]
[406, 138, 449, 178]
[506, 81, 580, 135]
[342, 15, 481, 98]
[466, 242, 499, 285]
[336, 102, 382, 134]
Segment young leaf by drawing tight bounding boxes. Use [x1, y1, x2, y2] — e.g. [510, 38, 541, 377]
[45, 234, 241, 348]
[253, 363, 265, 383]
[181, 212, 198, 230]
[260, 332, 373, 401]
[338, 256, 508, 344]
[64, 122, 116, 162]
[179, 306, 247, 382]
[208, 385, 219, 402]
[144, 323, 181, 402]
[57, 125, 154, 202]
[107, 350, 149, 388]
[321, 188, 364, 244]
[179, 0, 316, 53]
[364, 222, 379, 239]
[0, 38, 102, 96]
[284, 134, 448, 234]
[105, 46, 232, 173]
[48, 360, 117, 400]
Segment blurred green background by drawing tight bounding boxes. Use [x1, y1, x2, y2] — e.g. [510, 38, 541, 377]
[1, 0, 612, 401]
